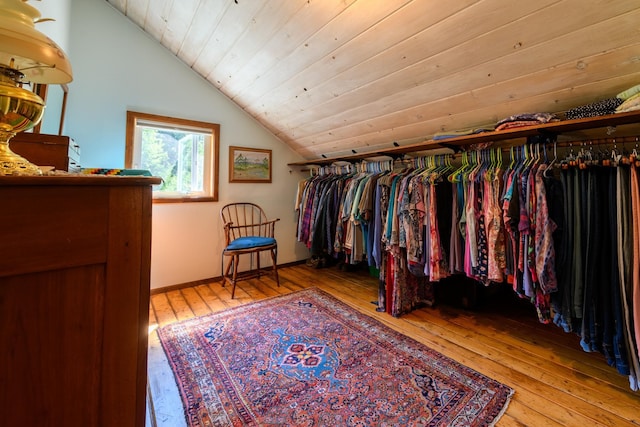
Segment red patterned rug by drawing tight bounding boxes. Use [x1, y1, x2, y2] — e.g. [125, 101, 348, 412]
[157, 288, 513, 426]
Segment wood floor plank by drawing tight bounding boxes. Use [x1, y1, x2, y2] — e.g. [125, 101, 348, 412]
[179, 287, 211, 318]
[150, 293, 178, 327]
[213, 281, 247, 307]
[504, 399, 565, 427]
[193, 283, 228, 313]
[497, 413, 529, 427]
[147, 264, 640, 427]
[274, 272, 308, 293]
[165, 290, 195, 321]
[149, 303, 157, 326]
[235, 277, 273, 300]
[278, 265, 323, 288]
[258, 275, 289, 295]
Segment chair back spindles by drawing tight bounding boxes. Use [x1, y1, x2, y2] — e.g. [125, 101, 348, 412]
[219, 202, 280, 298]
[221, 203, 272, 240]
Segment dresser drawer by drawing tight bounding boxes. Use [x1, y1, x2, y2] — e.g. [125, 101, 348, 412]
[10, 132, 80, 172]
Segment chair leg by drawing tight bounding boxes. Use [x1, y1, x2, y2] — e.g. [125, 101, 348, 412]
[271, 247, 280, 287]
[221, 255, 227, 286]
[256, 252, 261, 278]
[222, 255, 234, 287]
[231, 254, 239, 299]
[221, 254, 225, 286]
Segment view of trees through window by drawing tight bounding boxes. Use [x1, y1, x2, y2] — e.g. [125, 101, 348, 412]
[140, 126, 205, 194]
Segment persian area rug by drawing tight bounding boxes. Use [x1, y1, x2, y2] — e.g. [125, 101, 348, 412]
[157, 288, 513, 427]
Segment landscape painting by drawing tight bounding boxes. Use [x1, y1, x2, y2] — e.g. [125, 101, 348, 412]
[229, 146, 272, 183]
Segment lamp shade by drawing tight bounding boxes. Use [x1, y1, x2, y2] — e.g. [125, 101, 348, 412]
[0, 0, 72, 84]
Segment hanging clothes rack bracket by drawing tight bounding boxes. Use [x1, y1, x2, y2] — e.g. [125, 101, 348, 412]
[376, 152, 406, 161]
[437, 142, 464, 154]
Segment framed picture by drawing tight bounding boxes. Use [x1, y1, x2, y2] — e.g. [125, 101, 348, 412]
[229, 146, 272, 183]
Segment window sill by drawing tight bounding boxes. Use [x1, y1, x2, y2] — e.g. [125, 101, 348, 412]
[152, 196, 216, 204]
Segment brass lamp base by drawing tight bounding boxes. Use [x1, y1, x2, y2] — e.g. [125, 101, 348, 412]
[0, 130, 41, 175]
[0, 64, 46, 176]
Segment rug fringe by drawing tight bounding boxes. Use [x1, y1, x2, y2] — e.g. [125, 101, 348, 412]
[489, 388, 515, 427]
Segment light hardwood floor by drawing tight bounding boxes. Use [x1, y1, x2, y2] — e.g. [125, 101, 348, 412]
[147, 264, 640, 427]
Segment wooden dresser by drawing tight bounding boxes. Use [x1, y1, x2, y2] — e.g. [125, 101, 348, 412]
[0, 175, 160, 427]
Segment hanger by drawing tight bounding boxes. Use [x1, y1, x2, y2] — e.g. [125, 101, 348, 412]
[463, 151, 476, 183]
[544, 139, 557, 177]
[483, 149, 494, 182]
[508, 146, 516, 171]
[435, 154, 454, 181]
[524, 143, 536, 168]
[430, 154, 444, 179]
[492, 147, 501, 179]
[475, 149, 487, 183]
[490, 147, 503, 181]
[608, 139, 620, 167]
[448, 151, 466, 183]
[470, 149, 484, 184]
[533, 142, 541, 166]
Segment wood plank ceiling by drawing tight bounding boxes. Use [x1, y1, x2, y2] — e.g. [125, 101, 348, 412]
[106, 0, 640, 161]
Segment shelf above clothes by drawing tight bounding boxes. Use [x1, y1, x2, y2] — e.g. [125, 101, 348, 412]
[287, 110, 640, 166]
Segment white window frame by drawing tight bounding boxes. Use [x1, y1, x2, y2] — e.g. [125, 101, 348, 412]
[125, 111, 220, 202]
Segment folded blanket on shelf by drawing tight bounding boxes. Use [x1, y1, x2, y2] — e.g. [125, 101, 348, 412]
[495, 120, 544, 131]
[615, 92, 640, 113]
[495, 112, 558, 127]
[565, 97, 624, 119]
[432, 127, 493, 140]
[617, 83, 640, 101]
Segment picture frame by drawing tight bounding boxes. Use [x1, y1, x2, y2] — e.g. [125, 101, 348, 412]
[229, 146, 272, 183]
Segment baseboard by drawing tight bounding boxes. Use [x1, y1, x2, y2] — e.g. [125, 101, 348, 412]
[150, 260, 306, 295]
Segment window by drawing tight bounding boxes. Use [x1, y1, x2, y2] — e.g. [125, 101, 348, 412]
[126, 111, 219, 202]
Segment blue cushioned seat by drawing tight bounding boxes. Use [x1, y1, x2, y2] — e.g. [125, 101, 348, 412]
[226, 236, 276, 250]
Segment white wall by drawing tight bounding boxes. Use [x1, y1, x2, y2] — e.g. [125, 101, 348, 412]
[33, 0, 70, 50]
[64, 0, 309, 289]
[32, 0, 71, 135]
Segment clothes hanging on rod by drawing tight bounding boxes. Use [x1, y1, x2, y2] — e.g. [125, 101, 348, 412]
[449, 140, 640, 391]
[375, 155, 454, 316]
[294, 144, 640, 390]
[296, 159, 392, 268]
[550, 146, 640, 391]
[295, 156, 453, 316]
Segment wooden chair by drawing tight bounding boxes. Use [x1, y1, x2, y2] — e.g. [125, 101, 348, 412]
[220, 202, 280, 298]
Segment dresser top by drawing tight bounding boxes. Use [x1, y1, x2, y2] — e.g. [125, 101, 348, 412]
[0, 174, 162, 186]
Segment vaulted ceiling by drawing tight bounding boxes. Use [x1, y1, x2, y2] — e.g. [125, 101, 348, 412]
[106, 0, 640, 161]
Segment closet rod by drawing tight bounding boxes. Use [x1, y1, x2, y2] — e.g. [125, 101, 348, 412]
[555, 135, 639, 148]
[457, 135, 640, 154]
